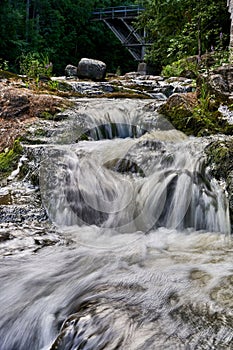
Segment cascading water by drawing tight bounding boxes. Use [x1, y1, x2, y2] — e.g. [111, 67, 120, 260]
[0, 98, 232, 350]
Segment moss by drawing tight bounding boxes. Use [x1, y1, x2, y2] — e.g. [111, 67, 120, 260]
[40, 111, 56, 120]
[205, 140, 233, 231]
[39, 110, 69, 121]
[0, 70, 20, 80]
[206, 141, 233, 179]
[0, 140, 23, 179]
[159, 93, 233, 136]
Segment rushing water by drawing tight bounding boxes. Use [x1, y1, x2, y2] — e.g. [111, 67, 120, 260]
[0, 99, 232, 350]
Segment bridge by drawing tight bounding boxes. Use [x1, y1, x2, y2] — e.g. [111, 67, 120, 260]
[92, 5, 151, 61]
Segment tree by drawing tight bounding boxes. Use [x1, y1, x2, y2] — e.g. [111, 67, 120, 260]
[0, 0, 26, 69]
[228, 0, 233, 52]
[0, 0, 139, 74]
[138, 0, 230, 70]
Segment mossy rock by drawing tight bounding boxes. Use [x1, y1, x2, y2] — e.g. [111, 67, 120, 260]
[0, 140, 23, 180]
[158, 92, 233, 136]
[206, 140, 233, 179]
[0, 70, 20, 80]
[205, 139, 233, 230]
[158, 93, 199, 135]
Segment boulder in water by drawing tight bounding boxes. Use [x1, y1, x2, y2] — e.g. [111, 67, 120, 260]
[158, 92, 198, 134]
[77, 58, 106, 81]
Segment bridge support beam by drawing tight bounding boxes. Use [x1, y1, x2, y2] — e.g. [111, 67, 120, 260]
[92, 6, 150, 62]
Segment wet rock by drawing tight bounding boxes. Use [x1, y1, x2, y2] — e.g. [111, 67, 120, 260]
[205, 137, 233, 230]
[77, 58, 106, 81]
[0, 230, 11, 242]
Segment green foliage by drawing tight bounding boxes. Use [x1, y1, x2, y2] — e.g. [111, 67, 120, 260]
[162, 58, 198, 77]
[0, 0, 230, 75]
[210, 50, 230, 68]
[0, 59, 9, 71]
[162, 49, 230, 78]
[0, 140, 23, 179]
[0, 0, 136, 75]
[139, 0, 230, 70]
[19, 52, 53, 79]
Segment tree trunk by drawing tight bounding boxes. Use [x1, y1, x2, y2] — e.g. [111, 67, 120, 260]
[26, 0, 30, 42]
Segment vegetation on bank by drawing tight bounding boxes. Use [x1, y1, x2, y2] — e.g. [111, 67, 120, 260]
[139, 0, 230, 72]
[158, 77, 233, 137]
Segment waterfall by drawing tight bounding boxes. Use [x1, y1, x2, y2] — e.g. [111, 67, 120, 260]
[0, 98, 232, 350]
[40, 99, 230, 235]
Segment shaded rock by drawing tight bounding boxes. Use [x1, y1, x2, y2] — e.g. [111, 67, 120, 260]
[65, 64, 78, 77]
[197, 65, 233, 102]
[179, 69, 197, 79]
[158, 90, 233, 136]
[77, 58, 106, 81]
[0, 93, 30, 119]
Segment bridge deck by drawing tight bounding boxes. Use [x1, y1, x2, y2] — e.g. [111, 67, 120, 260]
[92, 5, 144, 20]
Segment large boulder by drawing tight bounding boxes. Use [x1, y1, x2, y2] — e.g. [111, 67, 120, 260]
[158, 90, 233, 136]
[158, 92, 199, 135]
[77, 58, 106, 81]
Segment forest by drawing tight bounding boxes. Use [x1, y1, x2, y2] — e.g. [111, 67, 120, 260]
[0, 0, 231, 75]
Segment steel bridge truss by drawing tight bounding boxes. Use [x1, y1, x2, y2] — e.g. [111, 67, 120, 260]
[92, 5, 150, 61]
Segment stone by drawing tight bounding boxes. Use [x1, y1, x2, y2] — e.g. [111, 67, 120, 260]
[158, 92, 199, 135]
[77, 58, 106, 81]
[197, 65, 233, 102]
[65, 64, 78, 77]
[158, 92, 198, 119]
[205, 137, 233, 231]
[137, 62, 147, 75]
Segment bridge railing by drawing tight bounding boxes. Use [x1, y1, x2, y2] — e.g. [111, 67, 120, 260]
[92, 5, 144, 20]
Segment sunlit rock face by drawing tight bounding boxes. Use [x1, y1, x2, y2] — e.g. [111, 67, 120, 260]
[77, 58, 106, 81]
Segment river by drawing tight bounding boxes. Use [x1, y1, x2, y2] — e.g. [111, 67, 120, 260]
[0, 98, 232, 349]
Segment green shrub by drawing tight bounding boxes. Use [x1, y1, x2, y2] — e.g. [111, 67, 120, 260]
[0, 58, 8, 71]
[162, 57, 198, 78]
[0, 140, 23, 179]
[19, 52, 53, 80]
